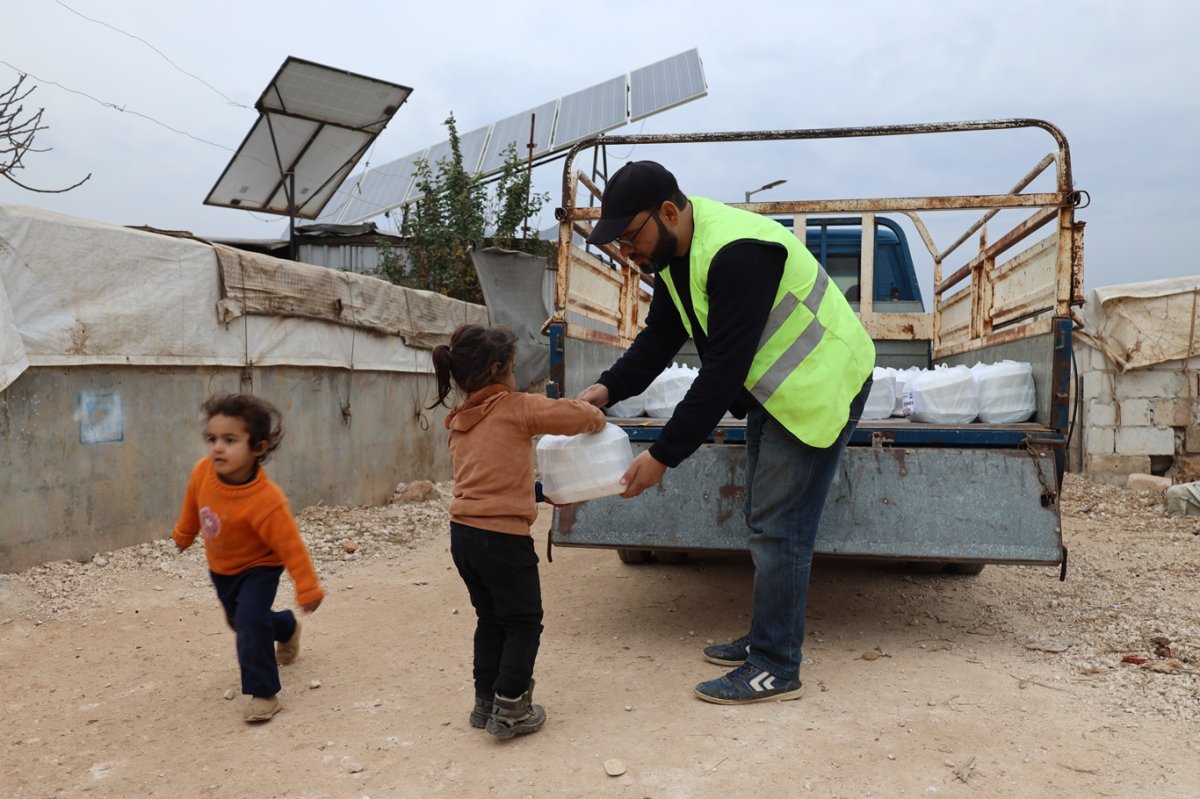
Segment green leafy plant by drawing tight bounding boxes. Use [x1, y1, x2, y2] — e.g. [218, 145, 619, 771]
[378, 114, 552, 304]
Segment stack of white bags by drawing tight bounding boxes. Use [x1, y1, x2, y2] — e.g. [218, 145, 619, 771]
[862, 361, 1036, 424]
[604, 362, 698, 419]
[601, 359, 1035, 426]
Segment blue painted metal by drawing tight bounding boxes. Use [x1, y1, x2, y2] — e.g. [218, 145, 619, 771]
[552, 441, 1064, 564]
[546, 320, 565, 399]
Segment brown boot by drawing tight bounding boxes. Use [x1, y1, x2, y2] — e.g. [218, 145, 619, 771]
[486, 679, 546, 739]
[276, 620, 301, 665]
[244, 694, 282, 722]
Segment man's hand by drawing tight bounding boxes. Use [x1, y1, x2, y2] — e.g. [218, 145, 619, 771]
[576, 383, 610, 409]
[300, 597, 323, 614]
[619, 451, 667, 498]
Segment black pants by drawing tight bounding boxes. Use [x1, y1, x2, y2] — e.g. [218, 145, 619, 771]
[450, 523, 544, 699]
[210, 566, 297, 698]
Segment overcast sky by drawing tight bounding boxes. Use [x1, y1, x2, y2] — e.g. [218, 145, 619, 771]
[2, 0, 1197, 293]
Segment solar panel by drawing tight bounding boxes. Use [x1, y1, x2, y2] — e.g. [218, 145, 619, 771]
[478, 100, 558, 175]
[262, 58, 409, 132]
[551, 75, 628, 150]
[630, 48, 707, 121]
[324, 149, 426, 224]
[319, 49, 707, 227]
[205, 57, 412, 219]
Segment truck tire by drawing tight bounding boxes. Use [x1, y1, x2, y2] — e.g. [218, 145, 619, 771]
[617, 548, 652, 564]
[653, 551, 689, 565]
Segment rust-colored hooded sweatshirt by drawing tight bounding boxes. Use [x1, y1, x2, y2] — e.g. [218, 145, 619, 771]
[445, 384, 605, 536]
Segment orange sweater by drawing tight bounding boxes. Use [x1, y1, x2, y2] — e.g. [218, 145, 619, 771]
[172, 458, 325, 606]
[445, 384, 606, 535]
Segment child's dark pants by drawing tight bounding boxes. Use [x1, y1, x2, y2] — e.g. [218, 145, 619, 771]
[450, 522, 544, 699]
[210, 566, 297, 697]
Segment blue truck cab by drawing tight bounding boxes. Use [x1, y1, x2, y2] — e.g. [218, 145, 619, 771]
[803, 216, 922, 308]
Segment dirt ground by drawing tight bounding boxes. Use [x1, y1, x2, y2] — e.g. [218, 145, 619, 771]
[2, 473, 1198, 799]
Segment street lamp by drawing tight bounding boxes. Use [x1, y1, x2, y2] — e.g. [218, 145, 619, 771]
[744, 179, 787, 203]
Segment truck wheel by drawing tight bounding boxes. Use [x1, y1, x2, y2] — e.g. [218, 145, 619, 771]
[945, 562, 986, 576]
[653, 551, 689, 564]
[617, 548, 652, 564]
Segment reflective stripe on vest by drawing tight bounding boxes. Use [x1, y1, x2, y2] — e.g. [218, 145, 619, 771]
[663, 196, 875, 447]
[748, 267, 829, 406]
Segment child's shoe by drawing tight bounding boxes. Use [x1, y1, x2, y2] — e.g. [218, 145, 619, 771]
[469, 692, 494, 729]
[486, 679, 546, 739]
[276, 620, 301, 665]
[244, 694, 282, 722]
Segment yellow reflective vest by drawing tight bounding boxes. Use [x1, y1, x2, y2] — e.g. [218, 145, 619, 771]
[658, 197, 875, 448]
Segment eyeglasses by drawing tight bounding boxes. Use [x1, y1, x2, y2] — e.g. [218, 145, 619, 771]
[615, 211, 655, 249]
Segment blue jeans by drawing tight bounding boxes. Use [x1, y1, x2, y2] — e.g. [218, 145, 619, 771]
[743, 378, 870, 680]
[210, 566, 297, 697]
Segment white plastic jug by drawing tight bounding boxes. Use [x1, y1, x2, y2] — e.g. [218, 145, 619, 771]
[535, 422, 634, 504]
[971, 360, 1035, 423]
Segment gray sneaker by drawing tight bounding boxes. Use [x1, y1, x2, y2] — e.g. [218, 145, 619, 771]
[702, 633, 750, 666]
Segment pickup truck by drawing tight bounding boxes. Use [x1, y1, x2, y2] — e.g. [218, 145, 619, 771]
[544, 120, 1085, 575]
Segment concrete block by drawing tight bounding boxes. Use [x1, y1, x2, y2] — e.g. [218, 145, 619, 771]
[1083, 425, 1114, 455]
[1113, 369, 1187, 401]
[1126, 473, 1172, 494]
[1085, 401, 1117, 427]
[1114, 425, 1177, 456]
[1084, 454, 1152, 486]
[1118, 398, 1153, 426]
[1081, 374, 1110, 401]
[1153, 398, 1193, 428]
[1187, 423, 1200, 453]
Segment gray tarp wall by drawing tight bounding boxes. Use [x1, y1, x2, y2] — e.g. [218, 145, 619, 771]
[0, 204, 487, 572]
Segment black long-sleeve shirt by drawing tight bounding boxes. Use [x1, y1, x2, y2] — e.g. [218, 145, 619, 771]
[597, 240, 786, 467]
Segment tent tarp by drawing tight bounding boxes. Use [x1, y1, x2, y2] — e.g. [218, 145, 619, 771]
[1081, 276, 1200, 371]
[0, 204, 486, 392]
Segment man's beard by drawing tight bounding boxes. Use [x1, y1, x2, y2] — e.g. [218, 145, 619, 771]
[638, 215, 677, 275]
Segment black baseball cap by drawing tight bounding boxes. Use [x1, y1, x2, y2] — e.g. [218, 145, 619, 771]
[586, 160, 680, 246]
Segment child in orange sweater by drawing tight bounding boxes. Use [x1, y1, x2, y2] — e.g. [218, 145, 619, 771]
[173, 394, 325, 723]
[430, 324, 605, 738]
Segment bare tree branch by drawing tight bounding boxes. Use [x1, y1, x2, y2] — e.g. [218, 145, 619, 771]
[1, 73, 92, 194]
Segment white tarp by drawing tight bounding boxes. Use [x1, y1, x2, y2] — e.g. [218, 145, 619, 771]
[1080, 276, 1200, 372]
[0, 204, 486, 393]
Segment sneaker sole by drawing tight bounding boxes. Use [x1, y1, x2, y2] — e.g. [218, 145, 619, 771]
[693, 685, 804, 705]
[702, 653, 747, 667]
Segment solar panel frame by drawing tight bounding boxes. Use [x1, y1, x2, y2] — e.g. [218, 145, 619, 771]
[260, 57, 413, 130]
[550, 75, 628, 150]
[306, 49, 707, 227]
[205, 56, 411, 219]
[629, 48, 707, 122]
[325, 148, 427, 224]
[478, 100, 559, 176]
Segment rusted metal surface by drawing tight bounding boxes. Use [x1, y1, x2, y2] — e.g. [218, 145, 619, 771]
[936, 206, 1060, 295]
[552, 442, 1064, 563]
